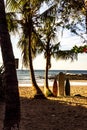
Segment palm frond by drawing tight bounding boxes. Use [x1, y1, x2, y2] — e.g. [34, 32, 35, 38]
[39, 3, 57, 19]
[6, 0, 18, 12]
[18, 35, 29, 67]
[53, 50, 78, 61]
[6, 13, 19, 34]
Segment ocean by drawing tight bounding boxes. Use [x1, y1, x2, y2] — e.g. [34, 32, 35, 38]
[16, 69, 87, 87]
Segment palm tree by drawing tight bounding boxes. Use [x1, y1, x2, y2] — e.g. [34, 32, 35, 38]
[0, 0, 20, 129]
[37, 4, 58, 96]
[10, 1, 76, 97]
[37, 4, 77, 96]
[6, 0, 48, 98]
[6, 0, 79, 98]
[21, 2, 76, 97]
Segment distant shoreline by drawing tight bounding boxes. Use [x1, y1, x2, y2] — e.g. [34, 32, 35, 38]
[17, 70, 87, 86]
[65, 73, 87, 80]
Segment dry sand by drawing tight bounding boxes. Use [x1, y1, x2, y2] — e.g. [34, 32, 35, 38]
[0, 80, 87, 130]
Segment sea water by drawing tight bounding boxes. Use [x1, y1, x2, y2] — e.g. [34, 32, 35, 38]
[16, 69, 87, 87]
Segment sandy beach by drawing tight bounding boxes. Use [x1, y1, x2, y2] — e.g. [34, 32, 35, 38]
[0, 80, 87, 130]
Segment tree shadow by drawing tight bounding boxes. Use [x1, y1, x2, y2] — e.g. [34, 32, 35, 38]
[19, 96, 87, 130]
[1, 94, 87, 130]
[0, 101, 5, 130]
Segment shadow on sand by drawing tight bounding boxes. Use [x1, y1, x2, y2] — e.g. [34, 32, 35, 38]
[0, 96, 87, 130]
[20, 97, 87, 130]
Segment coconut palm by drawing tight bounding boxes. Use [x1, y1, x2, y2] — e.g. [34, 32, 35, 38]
[20, 3, 58, 97]
[36, 4, 77, 96]
[0, 0, 20, 129]
[6, 0, 80, 98]
[36, 4, 57, 96]
[7, 1, 77, 96]
[6, 0, 50, 98]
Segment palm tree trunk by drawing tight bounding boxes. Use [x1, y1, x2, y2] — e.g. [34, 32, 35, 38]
[44, 42, 53, 97]
[44, 55, 53, 96]
[0, 0, 20, 129]
[28, 16, 45, 98]
[44, 56, 49, 89]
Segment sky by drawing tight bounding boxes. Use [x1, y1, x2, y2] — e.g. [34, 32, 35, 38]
[32, 31, 87, 70]
[0, 29, 87, 70]
[0, 1, 87, 70]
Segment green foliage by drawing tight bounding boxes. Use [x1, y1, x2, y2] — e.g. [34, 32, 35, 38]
[72, 45, 87, 53]
[6, 0, 56, 68]
[6, 13, 18, 34]
[54, 50, 77, 61]
[6, 0, 18, 12]
[18, 36, 29, 67]
[37, 3, 60, 66]
[6, 0, 87, 68]
[53, 0, 87, 37]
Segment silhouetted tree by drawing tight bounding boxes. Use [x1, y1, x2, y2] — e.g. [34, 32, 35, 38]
[0, 0, 20, 129]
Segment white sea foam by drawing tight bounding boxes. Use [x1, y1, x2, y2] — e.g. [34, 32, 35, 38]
[19, 81, 87, 87]
[17, 70, 87, 87]
[70, 81, 87, 86]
